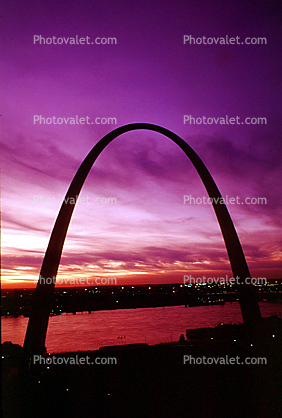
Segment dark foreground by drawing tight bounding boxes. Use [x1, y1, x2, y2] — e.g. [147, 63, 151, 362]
[2, 320, 282, 418]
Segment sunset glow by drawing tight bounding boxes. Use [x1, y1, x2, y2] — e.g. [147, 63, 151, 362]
[2, 1, 281, 288]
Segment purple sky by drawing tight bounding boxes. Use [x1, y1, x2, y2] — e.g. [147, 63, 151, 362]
[2, 0, 282, 287]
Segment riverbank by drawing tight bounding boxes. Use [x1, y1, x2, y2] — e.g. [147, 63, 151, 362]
[3, 317, 282, 417]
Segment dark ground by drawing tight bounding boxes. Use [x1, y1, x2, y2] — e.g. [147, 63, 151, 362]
[2, 333, 282, 418]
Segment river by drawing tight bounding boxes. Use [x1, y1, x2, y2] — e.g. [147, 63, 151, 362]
[1, 302, 280, 352]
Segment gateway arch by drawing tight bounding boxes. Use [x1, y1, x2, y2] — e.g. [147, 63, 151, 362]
[24, 123, 262, 352]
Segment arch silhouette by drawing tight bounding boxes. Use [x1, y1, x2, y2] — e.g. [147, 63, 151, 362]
[24, 123, 261, 352]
